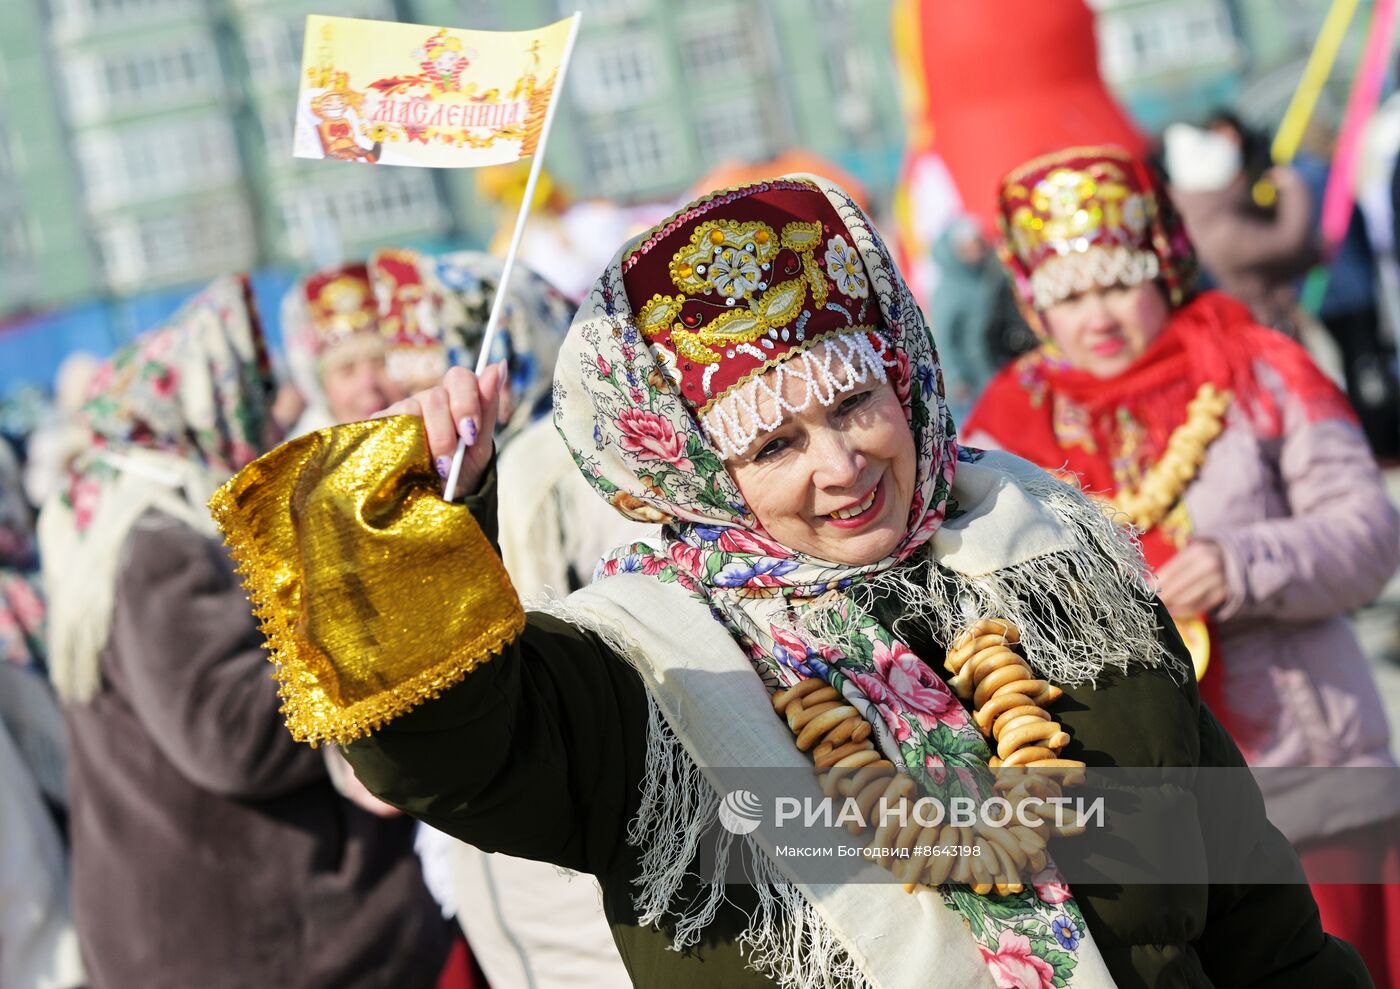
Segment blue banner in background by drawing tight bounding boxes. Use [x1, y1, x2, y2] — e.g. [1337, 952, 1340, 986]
[0, 269, 300, 402]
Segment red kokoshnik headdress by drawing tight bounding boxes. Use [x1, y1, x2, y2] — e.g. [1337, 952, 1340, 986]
[291, 263, 378, 354]
[996, 145, 1196, 313]
[620, 179, 892, 459]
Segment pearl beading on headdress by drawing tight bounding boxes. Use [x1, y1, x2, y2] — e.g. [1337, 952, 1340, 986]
[1029, 245, 1161, 310]
[701, 330, 890, 461]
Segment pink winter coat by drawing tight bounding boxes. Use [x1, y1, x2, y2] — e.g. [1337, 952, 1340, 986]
[1183, 363, 1400, 844]
[967, 360, 1400, 846]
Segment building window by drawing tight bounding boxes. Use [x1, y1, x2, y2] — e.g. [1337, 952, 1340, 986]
[0, 213, 35, 264]
[76, 115, 241, 210]
[242, 1, 395, 92]
[693, 93, 773, 165]
[49, 0, 202, 41]
[572, 35, 662, 112]
[62, 35, 222, 121]
[1097, 1, 1237, 81]
[95, 196, 256, 289]
[259, 103, 297, 159]
[242, 15, 304, 91]
[680, 21, 757, 81]
[276, 170, 448, 259]
[557, 0, 641, 23]
[827, 47, 878, 136]
[583, 117, 679, 195]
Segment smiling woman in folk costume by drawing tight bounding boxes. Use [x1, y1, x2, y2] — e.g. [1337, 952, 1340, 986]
[284, 249, 570, 438]
[282, 262, 406, 435]
[213, 177, 1365, 988]
[965, 145, 1400, 984]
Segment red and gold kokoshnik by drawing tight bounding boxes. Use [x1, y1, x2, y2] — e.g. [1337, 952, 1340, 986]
[996, 145, 1196, 311]
[296, 262, 378, 355]
[621, 179, 891, 457]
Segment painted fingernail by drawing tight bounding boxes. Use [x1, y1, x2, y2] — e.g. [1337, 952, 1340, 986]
[435, 456, 450, 479]
[459, 416, 478, 445]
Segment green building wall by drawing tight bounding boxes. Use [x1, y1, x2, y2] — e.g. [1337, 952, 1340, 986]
[0, 0, 99, 313]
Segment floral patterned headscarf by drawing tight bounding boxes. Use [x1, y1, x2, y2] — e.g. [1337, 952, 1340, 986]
[42, 276, 275, 703]
[554, 176, 1094, 981]
[64, 276, 273, 534]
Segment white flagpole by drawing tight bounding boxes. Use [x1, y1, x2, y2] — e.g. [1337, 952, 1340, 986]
[443, 11, 582, 500]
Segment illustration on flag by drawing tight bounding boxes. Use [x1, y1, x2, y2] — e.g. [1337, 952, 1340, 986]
[293, 14, 574, 169]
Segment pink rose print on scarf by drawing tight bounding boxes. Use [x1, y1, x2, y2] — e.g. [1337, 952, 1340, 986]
[71, 475, 103, 534]
[1032, 880, 1073, 905]
[845, 640, 967, 742]
[770, 624, 837, 678]
[150, 367, 178, 398]
[602, 553, 668, 578]
[891, 345, 913, 407]
[616, 409, 693, 471]
[924, 752, 947, 784]
[669, 541, 705, 577]
[716, 527, 785, 556]
[138, 328, 178, 363]
[978, 930, 1057, 989]
[771, 625, 810, 660]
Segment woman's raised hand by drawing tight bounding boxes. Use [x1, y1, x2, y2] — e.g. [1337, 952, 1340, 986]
[377, 362, 505, 500]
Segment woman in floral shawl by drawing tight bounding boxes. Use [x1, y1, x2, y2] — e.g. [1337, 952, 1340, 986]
[964, 146, 1400, 984]
[39, 277, 453, 989]
[214, 178, 1366, 987]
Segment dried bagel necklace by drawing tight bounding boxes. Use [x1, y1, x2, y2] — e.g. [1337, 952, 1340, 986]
[1103, 382, 1231, 533]
[1099, 381, 1231, 681]
[774, 619, 1087, 898]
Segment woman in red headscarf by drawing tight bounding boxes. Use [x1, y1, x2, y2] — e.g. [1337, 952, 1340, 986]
[965, 145, 1400, 986]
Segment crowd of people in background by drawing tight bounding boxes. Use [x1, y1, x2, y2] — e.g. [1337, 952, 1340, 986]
[3, 102, 1400, 989]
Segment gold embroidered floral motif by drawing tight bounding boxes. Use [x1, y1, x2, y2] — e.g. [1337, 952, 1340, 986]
[669, 220, 782, 299]
[1006, 161, 1151, 262]
[651, 217, 841, 365]
[637, 293, 684, 340]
